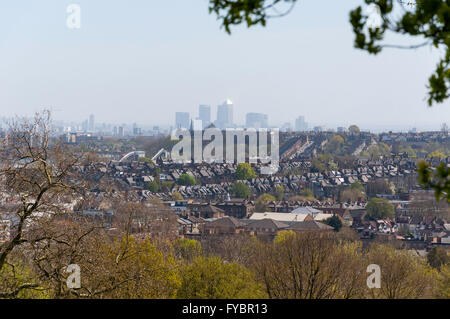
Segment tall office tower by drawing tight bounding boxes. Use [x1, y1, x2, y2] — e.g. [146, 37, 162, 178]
[113, 126, 118, 136]
[132, 123, 142, 136]
[175, 112, 190, 129]
[88, 114, 95, 132]
[82, 119, 88, 132]
[197, 105, 211, 129]
[245, 113, 269, 129]
[118, 126, 125, 137]
[295, 116, 308, 131]
[215, 99, 234, 129]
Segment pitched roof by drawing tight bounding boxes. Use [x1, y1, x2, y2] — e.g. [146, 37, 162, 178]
[291, 206, 322, 214]
[207, 216, 246, 228]
[247, 218, 289, 230]
[288, 220, 334, 231]
[250, 212, 309, 222]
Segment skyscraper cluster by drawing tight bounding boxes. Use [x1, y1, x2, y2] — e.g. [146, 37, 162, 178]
[214, 99, 234, 129]
[295, 116, 308, 131]
[175, 112, 190, 129]
[174, 99, 235, 130]
[197, 105, 211, 129]
[245, 113, 269, 129]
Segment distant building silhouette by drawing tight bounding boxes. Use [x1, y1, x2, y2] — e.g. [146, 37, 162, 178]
[197, 105, 211, 129]
[245, 113, 269, 129]
[175, 112, 190, 129]
[88, 114, 95, 132]
[295, 116, 308, 131]
[215, 99, 233, 129]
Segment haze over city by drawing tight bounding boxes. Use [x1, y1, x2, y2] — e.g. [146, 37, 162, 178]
[0, 0, 449, 306]
[0, 0, 448, 132]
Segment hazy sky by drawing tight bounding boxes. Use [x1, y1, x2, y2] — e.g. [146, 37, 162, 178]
[0, 0, 448, 131]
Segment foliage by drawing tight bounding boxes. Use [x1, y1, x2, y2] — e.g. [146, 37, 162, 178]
[366, 244, 436, 299]
[350, 180, 365, 192]
[349, 0, 450, 106]
[311, 154, 338, 172]
[348, 125, 360, 134]
[235, 163, 257, 180]
[290, 188, 317, 202]
[325, 135, 345, 154]
[161, 181, 174, 192]
[171, 191, 184, 201]
[255, 193, 276, 212]
[341, 182, 366, 202]
[177, 256, 267, 299]
[324, 215, 343, 232]
[362, 142, 391, 158]
[427, 246, 449, 270]
[0, 110, 91, 298]
[428, 150, 447, 159]
[252, 232, 367, 298]
[99, 237, 181, 298]
[334, 155, 357, 169]
[146, 180, 160, 192]
[173, 239, 203, 261]
[365, 197, 395, 220]
[231, 182, 251, 198]
[366, 178, 395, 197]
[138, 157, 153, 163]
[418, 161, 450, 202]
[208, 0, 297, 34]
[396, 145, 417, 157]
[178, 174, 196, 186]
[275, 185, 285, 201]
[436, 263, 450, 298]
[273, 230, 296, 244]
[0, 261, 50, 299]
[143, 135, 178, 160]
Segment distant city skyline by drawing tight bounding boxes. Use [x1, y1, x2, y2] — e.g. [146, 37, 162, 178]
[1, 109, 448, 135]
[0, 1, 448, 132]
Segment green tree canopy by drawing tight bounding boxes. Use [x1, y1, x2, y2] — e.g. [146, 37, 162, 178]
[325, 135, 345, 154]
[273, 230, 296, 244]
[138, 157, 153, 163]
[366, 178, 396, 196]
[173, 238, 203, 261]
[311, 154, 338, 172]
[232, 182, 251, 198]
[324, 215, 343, 232]
[235, 162, 257, 180]
[427, 246, 449, 270]
[178, 174, 196, 186]
[275, 185, 285, 201]
[348, 125, 360, 134]
[177, 256, 267, 298]
[171, 191, 184, 201]
[146, 180, 159, 192]
[255, 193, 276, 212]
[365, 197, 395, 220]
[418, 161, 449, 202]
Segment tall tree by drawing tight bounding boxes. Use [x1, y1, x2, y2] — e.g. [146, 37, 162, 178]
[235, 163, 257, 180]
[177, 256, 266, 298]
[365, 198, 395, 220]
[0, 111, 90, 298]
